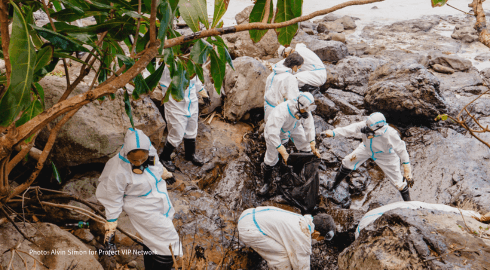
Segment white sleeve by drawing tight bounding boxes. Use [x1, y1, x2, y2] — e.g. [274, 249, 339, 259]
[265, 109, 289, 148]
[282, 219, 312, 269]
[96, 166, 129, 221]
[332, 121, 366, 138]
[389, 130, 410, 164]
[304, 113, 316, 143]
[285, 76, 300, 102]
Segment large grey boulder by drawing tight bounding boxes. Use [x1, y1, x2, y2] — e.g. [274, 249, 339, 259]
[451, 24, 479, 43]
[317, 21, 344, 33]
[292, 31, 348, 63]
[235, 5, 253, 25]
[326, 56, 385, 96]
[223, 56, 271, 121]
[429, 53, 473, 72]
[0, 222, 103, 270]
[339, 208, 490, 270]
[313, 90, 338, 120]
[325, 88, 365, 110]
[39, 76, 166, 167]
[365, 60, 447, 119]
[200, 67, 223, 115]
[334, 16, 357, 30]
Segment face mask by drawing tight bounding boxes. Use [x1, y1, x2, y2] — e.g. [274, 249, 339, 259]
[296, 100, 310, 119]
[361, 126, 383, 139]
[131, 156, 155, 174]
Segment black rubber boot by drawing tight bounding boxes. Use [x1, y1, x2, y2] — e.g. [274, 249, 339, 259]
[160, 140, 176, 172]
[143, 246, 174, 270]
[184, 138, 204, 166]
[299, 84, 320, 93]
[400, 186, 411, 201]
[259, 163, 274, 196]
[328, 164, 353, 191]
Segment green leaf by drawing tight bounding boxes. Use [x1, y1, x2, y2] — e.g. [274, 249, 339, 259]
[195, 62, 204, 83]
[164, 48, 175, 74]
[168, 60, 188, 101]
[179, 0, 209, 32]
[31, 25, 89, 52]
[291, 0, 302, 18]
[33, 82, 44, 108]
[0, 2, 37, 127]
[51, 9, 108, 22]
[274, 0, 299, 46]
[209, 49, 225, 95]
[249, 0, 274, 43]
[145, 63, 166, 91]
[24, 6, 44, 49]
[124, 90, 135, 129]
[132, 74, 150, 100]
[52, 0, 63, 11]
[34, 45, 54, 74]
[431, 0, 447, 7]
[158, 1, 172, 41]
[216, 42, 234, 70]
[33, 57, 59, 82]
[185, 59, 196, 79]
[15, 99, 42, 127]
[169, 0, 179, 12]
[51, 161, 61, 184]
[190, 39, 213, 64]
[212, 0, 229, 28]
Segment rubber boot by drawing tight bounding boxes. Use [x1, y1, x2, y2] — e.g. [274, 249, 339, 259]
[259, 163, 274, 196]
[299, 84, 320, 93]
[400, 186, 411, 201]
[143, 246, 173, 270]
[160, 140, 176, 172]
[328, 164, 353, 191]
[184, 138, 204, 166]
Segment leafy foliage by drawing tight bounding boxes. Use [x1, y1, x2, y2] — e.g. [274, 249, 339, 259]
[274, 0, 301, 46]
[249, 0, 274, 43]
[431, 0, 447, 8]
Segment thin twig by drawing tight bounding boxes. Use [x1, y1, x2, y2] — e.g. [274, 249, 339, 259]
[0, 207, 36, 246]
[15, 250, 49, 269]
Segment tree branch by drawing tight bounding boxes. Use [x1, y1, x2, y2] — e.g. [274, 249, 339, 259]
[150, 0, 157, 44]
[164, 0, 384, 48]
[261, 0, 271, 24]
[0, 0, 11, 92]
[6, 133, 39, 174]
[470, 0, 490, 47]
[131, 0, 143, 57]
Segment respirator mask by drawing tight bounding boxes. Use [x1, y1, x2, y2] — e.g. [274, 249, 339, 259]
[360, 126, 383, 139]
[296, 99, 310, 119]
[131, 156, 155, 174]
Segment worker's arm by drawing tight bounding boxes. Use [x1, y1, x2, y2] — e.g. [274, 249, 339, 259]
[329, 121, 366, 138]
[389, 129, 410, 165]
[281, 219, 313, 269]
[303, 113, 316, 143]
[284, 75, 300, 102]
[96, 171, 129, 222]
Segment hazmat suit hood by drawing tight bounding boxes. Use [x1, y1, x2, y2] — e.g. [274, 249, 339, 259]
[366, 112, 388, 136]
[120, 128, 153, 158]
[271, 61, 293, 75]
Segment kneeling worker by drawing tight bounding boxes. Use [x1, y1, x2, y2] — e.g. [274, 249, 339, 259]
[261, 92, 321, 195]
[238, 206, 335, 270]
[96, 128, 181, 269]
[324, 112, 413, 201]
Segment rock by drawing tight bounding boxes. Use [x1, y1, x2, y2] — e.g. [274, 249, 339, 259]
[39, 76, 165, 167]
[313, 115, 333, 134]
[127, 261, 138, 268]
[347, 43, 383, 57]
[325, 56, 385, 96]
[223, 57, 271, 121]
[299, 21, 316, 31]
[451, 24, 479, 43]
[365, 60, 447, 120]
[329, 32, 346, 43]
[235, 6, 253, 25]
[432, 63, 454, 74]
[386, 17, 439, 33]
[334, 16, 357, 30]
[323, 208, 365, 236]
[0, 222, 103, 270]
[317, 21, 344, 33]
[339, 208, 490, 270]
[374, 50, 429, 67]
[209, 154, 257, 211]
[223, 30, 280, 59]
[322, 14, 341, 22]
[429, 53, 473, 72]
[475, 53, 490, 62]
[325, 91, 362, 115]
[73, 228, 95, 243]
[313, 90, 338, 120]
[292, 32, 348, 63]
[304, 28, 315, 35]
[200, 67, 223, 115]
[325, 88, 365, 110]
[481, 68, 490, 81]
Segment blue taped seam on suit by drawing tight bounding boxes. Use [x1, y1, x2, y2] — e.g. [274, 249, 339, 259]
[252, 209, 267, 236]
[147, 168, 172, 217]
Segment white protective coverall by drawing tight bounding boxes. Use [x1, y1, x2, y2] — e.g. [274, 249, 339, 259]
[264, 63, 300, 122]
[264, 94, 316, 166]
[96, 128, 182, 256]
[159, 68, 207, 147]
[276, 43, 327, 88]
[238, 206, 315, 270]
[332, 113, 410, 191]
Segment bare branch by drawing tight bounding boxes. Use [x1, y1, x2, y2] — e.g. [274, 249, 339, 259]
[470, 0, 490, 47]
[6, 133, 39, 174]
[261, 0, 271, 24]
[131, 0, 143, 57]
[150, 0, 157, 44]
[0, 0, 11, 91]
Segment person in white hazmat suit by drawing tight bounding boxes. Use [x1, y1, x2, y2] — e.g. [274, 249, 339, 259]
[238, 206, 336, 270]
[158, 67, 210, 172]
[264, 52, 304, 122]
[260, 92, 321, 195]
[277, 44, 327, 92]
[324, 112, 414, 201]
[96, 128, 181, 270]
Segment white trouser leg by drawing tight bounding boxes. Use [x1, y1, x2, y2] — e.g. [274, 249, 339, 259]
[341, 144, 371, 170]
[183, 113, 198, 139]
[165, 111, 187, 147]
[295, 70, 327, 88]
[375, 154, 406, 191]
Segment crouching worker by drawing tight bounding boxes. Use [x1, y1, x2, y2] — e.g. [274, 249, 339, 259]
[260, 92, 321, 195]
[96, 128, 181, 270]
[324, 112, 413, 201]
[238, 207, 335, 270]
[159, 67, 209, 172]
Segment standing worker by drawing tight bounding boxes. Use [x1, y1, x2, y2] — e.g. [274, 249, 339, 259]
[277, 44, 327, 92]
[264, 52, 304, 122]
[324, 112, 413, 201]
[260, 92, 320, 195]
[238, 206, 336, 270]
[96, 128, 181, 269]
[159, 67, 210, 172]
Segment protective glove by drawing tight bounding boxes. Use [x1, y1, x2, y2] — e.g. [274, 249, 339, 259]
[403, 163, 414, 188]
[104, 221, 118, 254]
[324, 130, 334, 137]
[310, 141, 321, 158]
[277, 145, 289, 165]
[162, 168, 176, 185]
